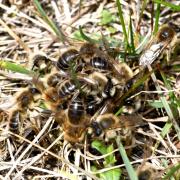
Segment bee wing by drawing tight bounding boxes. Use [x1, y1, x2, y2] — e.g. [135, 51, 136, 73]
[139, 43, 164, 67]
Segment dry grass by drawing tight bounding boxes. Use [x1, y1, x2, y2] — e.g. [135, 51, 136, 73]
[0, 0, 179, 179]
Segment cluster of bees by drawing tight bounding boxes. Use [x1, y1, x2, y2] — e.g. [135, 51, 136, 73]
[5, 41, 139, 145]
[3, 24, 177, 147]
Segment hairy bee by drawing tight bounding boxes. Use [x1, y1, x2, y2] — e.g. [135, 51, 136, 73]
[94, 114, 144, 132]
[139, 24, 176, 67]
[57, 78, 86, 99]
[79, 43, 113, 73]
[137, 162, 159, 180]
[7, 87, 41, 136]
[79, 43, 133, 81]
[55, 94, 90, 143]
[30, 54, 53, 74]
[15, 87, 41, 109]
[91, 113, 145, 147]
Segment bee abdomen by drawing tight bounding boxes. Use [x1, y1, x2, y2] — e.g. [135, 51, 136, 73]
[86, 96, 102, 116]
[57, 49, 79, 70]
[90, 57, 109, 70]
[58, 80, 76, 98]
[68, 96, 85, 124]
[9, 110, 20, 134]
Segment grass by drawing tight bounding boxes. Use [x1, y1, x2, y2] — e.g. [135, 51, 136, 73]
[33, 0, 66, 43]
[0, 60, 32, 75]
[152, 0, 180, 11]
[116, 0, 130, 52]
[0, 0, 179, 179]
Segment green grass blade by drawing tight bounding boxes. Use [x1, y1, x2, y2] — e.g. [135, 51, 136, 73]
[79, 26, 97, 43]
[159, 71, 180, 140]
[152, 0, 180, 11]
[159, 96, 180, 140]
[116, 137, 138, 180]
[160, 122, 172, 138]
[163, 163, 180, 180]
[148, 67, 180, 141]
[0, 60, 32, 74]
[153, 2, 161, 35]
[116, 0, 130, 52]
[129, 16, 135, 54]
[33, 0, 66, 42]
[160, 70, 180, 107]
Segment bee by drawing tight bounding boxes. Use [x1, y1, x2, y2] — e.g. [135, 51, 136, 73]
[136, 162, 159, 180]
[96, 114, 144, 131]
[87, 71, 120, 98]
[15, 87, 41, 109]
[139, 24, 176, 67]
[7, 87, 41, 136]
[32, 75, 63, 111]
[79, 43, 112, 72]
[55, 94, 90, 143]
[30, 54, 53, 74]
[57, 72, 116, 101]
[57, 49, 83, 72]
[52, 75, 94, 100]
[80, 43, 133, 83]
[90, 113, 146, 155]
[89, 113, 144, 155]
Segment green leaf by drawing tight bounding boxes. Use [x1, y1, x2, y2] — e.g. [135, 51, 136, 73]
[104, 144, 116, 165]
[91, 140, 122, 179]
[100, 168, 121, 180]
[91, 141, 116, 166]
[39, 101, 48, 109]
[73, 30, 85, 41]
[107, 26, 117, 34]
[91, 140, 107, 155]
[0, 60, 32, 74]
[100, 10, 115, 25]
[91, 165, 98, 172]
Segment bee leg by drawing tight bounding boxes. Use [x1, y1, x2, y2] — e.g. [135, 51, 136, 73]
[166, 47, 171, 65]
